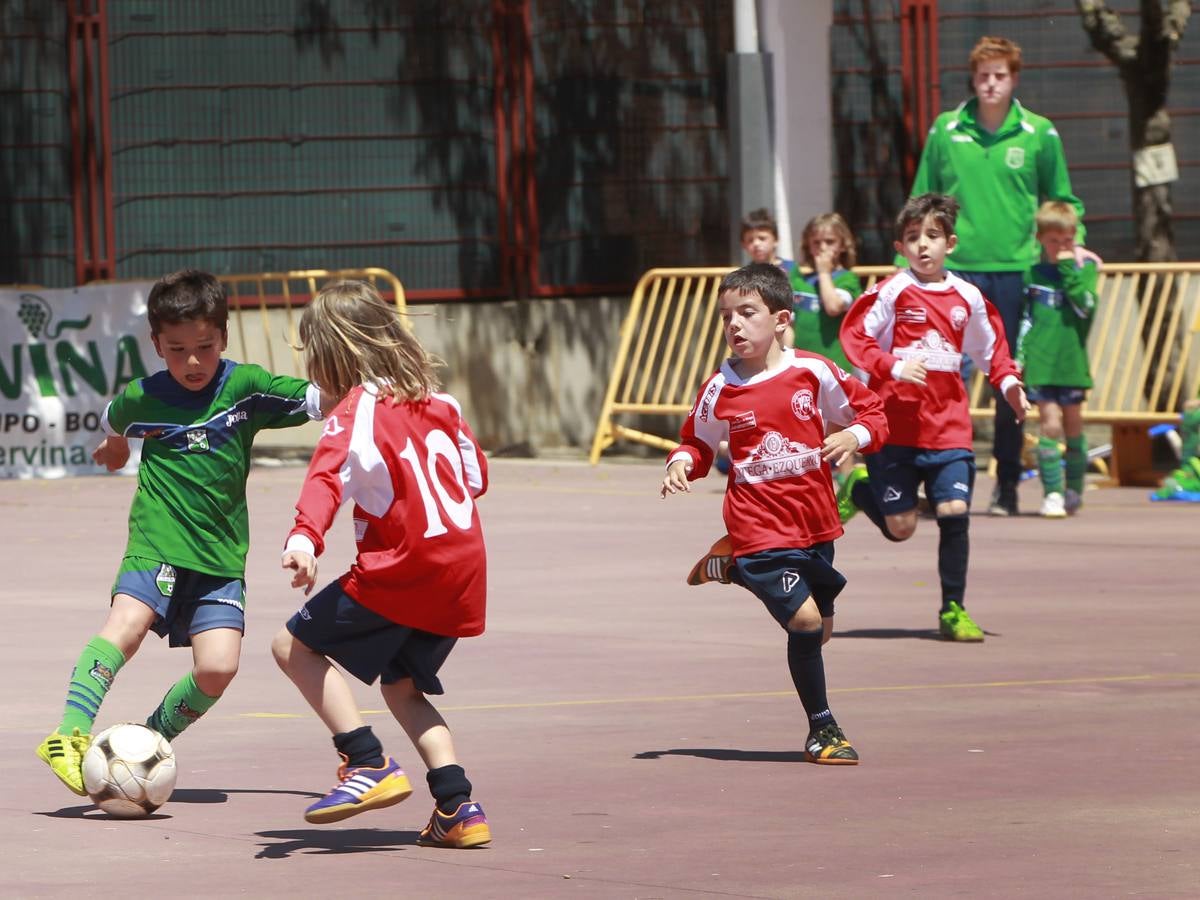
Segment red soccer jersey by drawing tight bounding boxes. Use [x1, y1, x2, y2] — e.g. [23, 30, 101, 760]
[669, 350, 888, 557]
[285, 385, 488, 637]
[839, 270, 1021, 450]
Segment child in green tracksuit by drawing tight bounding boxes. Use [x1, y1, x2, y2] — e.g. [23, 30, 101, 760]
[790, 213, 861, 374]
[36, 269, 325, 797]
[1017, 201, 1098, 518]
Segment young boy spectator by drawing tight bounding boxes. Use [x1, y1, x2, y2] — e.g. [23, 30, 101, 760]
[36, 269, 324, 795]
[1151, 399, 1200, 502]
[740, 208, 795, 274]
[662, 263, 887, 763]
[1017, 201, 1099, 517]
[840, 194, 1028, 641]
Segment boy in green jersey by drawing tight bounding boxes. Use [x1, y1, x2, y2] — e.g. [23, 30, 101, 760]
[790, 212, 861, 374]
[36, 269, 323, 796]
[1017, 202, 1098, 518]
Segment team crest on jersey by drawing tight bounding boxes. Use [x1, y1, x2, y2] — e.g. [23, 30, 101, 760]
[728, 410, 757, 433]
[1005, 147, 1025, 169]
[734, 431, 821, 484]
[894, 330, 962, 372]
[950, 305, 969, 331]
[897, 306, 927, 324]
[791, 389, 816, 421]
[155, 564, 177, 597]
[186, 429, 209, 452]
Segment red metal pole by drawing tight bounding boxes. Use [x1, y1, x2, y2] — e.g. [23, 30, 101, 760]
[519, 0, 541, 296]
[491, 0, 513, 296]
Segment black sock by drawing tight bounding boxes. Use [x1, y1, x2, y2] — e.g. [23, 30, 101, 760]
[332, 725, 385, 769]
[936, 514, 970, 613]
[851, 480, 903, 542]
[787, 630, 837, 733]
[427, 764, 472, 814]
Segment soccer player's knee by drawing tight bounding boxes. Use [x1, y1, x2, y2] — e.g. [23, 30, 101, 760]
[786, 602, 823, 634]
[887, 514, 917, 541]
[270, 628, 295, 671]
[935, 499, 969, 517]
[194, 661, 238, 697]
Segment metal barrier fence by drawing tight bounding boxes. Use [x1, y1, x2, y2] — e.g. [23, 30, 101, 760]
[589, 264, 1200, 484]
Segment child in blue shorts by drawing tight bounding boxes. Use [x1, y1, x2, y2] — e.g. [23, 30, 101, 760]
[273, 280, 491, 848]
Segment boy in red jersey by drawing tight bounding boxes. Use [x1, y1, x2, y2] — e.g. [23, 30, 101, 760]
[272, 281, 491, 848]
[662, 263, 888, 764]
[839, 193, 1029, 641]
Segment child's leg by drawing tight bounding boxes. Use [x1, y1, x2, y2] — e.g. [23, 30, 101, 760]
[924, 450, 983, 641]
[852, 450, 920, 541]
[380, 678, 472, 813]
[1062, 403, 1087, 496]
[934, 500, 970, 613]
[1036, 400, 1065, 496]
[271, 627, 367, 735]
[145, 626, 239, 741]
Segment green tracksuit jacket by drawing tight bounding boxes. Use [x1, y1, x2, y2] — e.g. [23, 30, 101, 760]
[901, 98, 1086, 272]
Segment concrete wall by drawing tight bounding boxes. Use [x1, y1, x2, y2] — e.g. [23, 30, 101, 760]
[245, 296, 633, 455]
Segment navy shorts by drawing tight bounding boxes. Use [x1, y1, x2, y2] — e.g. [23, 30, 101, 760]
[865, 445, 976, 515]
[112, 557, 245, 648]
[1027, 385, 1087, 407]
[730, 543, 846, 628]
[286, 581, 457, 694]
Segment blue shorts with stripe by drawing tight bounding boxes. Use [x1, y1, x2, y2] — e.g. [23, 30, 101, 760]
[864, 445, 976, 516]
[112, 556, 245, 648]
[286, 581, 457, 695]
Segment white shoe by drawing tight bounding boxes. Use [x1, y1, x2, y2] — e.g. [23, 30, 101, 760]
[1064, 488, 1082, 515]
[1040, 492, 1067, 518]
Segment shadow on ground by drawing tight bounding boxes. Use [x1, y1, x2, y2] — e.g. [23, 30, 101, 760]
[633, 748, 807, 763]
[254, 828, 421, 859]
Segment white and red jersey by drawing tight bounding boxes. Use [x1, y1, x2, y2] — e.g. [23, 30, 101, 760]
[839, 270, 1021, 450]
[669, 349, 888, 556]
[285, 384, 488, 637]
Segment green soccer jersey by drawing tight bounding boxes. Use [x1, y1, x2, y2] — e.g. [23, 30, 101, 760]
[791, 267, 861, 372]
[1017, 259, 1098, 388]
[903, 99, 1086, 272]
[103, 359, 319, 579]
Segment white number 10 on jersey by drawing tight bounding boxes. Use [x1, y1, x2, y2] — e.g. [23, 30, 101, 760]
[397, 430, 475, 538]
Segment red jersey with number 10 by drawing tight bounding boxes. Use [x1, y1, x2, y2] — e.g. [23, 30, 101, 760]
[285, 384, 488, 637]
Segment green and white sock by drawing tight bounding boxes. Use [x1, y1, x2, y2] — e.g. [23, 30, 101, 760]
[59, 636, 125, 735]
[1037, 436, 1064, 495]
[1064, 435, 1087, 494]
[145, 672, 219, 740]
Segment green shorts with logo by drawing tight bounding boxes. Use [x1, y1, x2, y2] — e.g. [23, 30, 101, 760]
[112, 556, 246, 647]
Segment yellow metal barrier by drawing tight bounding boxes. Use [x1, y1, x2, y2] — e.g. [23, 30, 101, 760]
[590, 264, 1200, 485]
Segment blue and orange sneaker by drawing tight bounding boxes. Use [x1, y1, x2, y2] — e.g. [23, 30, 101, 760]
[304, 755, 413, 824]
[686, 534, 733, 586]
[417, 800, 492, 848]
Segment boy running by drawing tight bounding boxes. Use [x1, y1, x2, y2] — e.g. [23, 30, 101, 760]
[663, 263, 887, 763]
[37, 269, 323, 795]
[839, 194, 1028, 641]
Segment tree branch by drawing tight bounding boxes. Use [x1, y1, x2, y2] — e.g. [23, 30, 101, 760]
[1076, 0, 1140, 66]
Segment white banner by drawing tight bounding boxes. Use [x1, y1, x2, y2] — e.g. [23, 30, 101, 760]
[0, 282, 157, 479]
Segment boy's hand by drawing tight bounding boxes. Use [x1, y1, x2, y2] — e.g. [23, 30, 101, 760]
[1074, 245, 1103, 270]
[660, 459, 692, 498]
[1056, 250, 1076, 263]
[814, 246, 835, 275]
[1005, 383, 1030, 423]
[92, 435, 130, 472]
[821, 431, 859, 467]
[898, 356, 928, 385]
[282, 551, 318, 595]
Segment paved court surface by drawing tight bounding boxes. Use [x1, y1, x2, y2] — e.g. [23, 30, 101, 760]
[2, 459, 1198, 898]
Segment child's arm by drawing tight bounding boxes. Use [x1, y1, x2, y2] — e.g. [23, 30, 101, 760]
[1057, 254, 1098, 319]
[838, 284, 910, 384]
[92, 435, 130, 472]
[962, 297, 1029, 421]
[815, 359, 889, 465]
[814, 252, 852, 317]
[660, 376, 727, 496]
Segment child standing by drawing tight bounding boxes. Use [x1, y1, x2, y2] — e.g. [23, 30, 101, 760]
[839, 194, 1028, 642]
[740, 208, 795, 274]
[273, 281, 490, 848]
[1017, 201, 1098, 517]
[790, 213, 862, 373]
[662, 263, 888, 763]
[36, 269, 324, 795]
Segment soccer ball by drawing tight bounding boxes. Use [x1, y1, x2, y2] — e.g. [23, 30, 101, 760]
[82, 723, 177, 817]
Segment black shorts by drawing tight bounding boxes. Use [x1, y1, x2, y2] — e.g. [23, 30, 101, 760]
[286, 581, 457, 694]
[730, 543, 846, 628]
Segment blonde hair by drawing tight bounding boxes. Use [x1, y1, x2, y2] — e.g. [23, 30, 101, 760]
[297, 280, 439, 404]
[1035, 201, 1078, 235]
[969, 36, 1021, 75]
[800, 212, 857, 269]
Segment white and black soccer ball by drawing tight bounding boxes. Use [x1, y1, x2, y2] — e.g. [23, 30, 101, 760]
[82, 723, 177, 818]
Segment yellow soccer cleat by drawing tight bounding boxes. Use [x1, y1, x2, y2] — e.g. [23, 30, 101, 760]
[36, 728, 92, 796]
